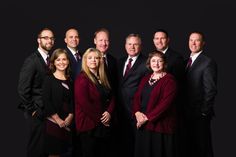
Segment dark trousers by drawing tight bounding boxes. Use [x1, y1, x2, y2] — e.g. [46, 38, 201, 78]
[27, 116, 47, 157]
[185, 116, 214, 157]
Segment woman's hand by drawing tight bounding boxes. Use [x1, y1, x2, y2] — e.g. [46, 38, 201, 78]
[101, 111, 111, 126]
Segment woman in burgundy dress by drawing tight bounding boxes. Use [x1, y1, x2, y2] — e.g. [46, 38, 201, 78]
[42, 48, 74, 157]
[133, 50, 177, 157]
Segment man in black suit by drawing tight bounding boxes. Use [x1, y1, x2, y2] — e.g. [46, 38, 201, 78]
[18, 28, 55, 157]
[184, 31, 217, 157]
[153, 29, 185, 157]
[64, 28, 82, 81]
[94, 28, 118, 91]
[117, 34, 148, 157]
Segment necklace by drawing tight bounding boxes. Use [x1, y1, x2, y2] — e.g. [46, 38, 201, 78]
[148, 72, 166, 86]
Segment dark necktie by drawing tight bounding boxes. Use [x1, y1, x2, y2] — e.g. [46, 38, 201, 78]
[46, 56, 50, 67]
[124, 58, 133, 76]
[185, 57, 192, 71]
[75, 52, 81, 62]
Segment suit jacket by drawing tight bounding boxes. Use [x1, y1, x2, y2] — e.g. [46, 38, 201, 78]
[74, 72, 115, 132]
[65, 47, 82, 81]
[164, 47, 185, 84]
[185, 52, 217, 118]
[42, 74, 74, 118]
[118, 53, 149, 117]
[133, 73, 177, 134]
[18, 50, 49, 118]
[105, 53, 118, 92]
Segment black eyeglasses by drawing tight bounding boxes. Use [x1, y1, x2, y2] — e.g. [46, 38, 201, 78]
[40, 36, 55, 41]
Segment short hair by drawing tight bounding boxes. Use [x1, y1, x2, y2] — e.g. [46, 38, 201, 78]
[146, 50, 167, 72]
[49, 48, 71, 78]
[65, 28, 79, 37]
[125, 33, 142, 44]
[154, 29, 169, 38]
[94, 28, 109, 39]
[189, 31, 205, 41]
[37, 28, 53, 38]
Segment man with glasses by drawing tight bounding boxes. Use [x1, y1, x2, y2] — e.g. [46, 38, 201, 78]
[18, 28, 55, 157]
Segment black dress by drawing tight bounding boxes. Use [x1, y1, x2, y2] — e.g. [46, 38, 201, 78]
[43, 76, 73, 155]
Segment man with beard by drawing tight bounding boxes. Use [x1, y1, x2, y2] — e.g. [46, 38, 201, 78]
[18, 28, 55, 157]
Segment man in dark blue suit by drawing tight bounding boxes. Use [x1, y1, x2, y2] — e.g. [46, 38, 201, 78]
[184, 31, 217, 157]
[64, 28, 82, 157]
[18, 28, 55, 157]
[117, 34, 148, 157]
[64, 28, 82, 81]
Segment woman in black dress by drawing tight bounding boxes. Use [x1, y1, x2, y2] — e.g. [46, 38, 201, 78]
[42, 48, 74, 157]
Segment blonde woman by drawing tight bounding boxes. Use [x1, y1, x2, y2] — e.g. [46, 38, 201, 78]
[74, 48, 115, 157]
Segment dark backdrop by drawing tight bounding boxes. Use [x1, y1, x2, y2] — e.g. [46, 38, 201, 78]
[1, 0, 235, 156]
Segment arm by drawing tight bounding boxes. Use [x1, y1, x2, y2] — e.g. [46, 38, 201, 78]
[18, 56, 37, 115]
[201, 60, 217, 115]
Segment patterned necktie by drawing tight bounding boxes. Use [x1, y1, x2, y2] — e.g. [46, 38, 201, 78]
[75, 52, 81, 62]
[124, 58, 133, 76]
[185, 57, 192, 71]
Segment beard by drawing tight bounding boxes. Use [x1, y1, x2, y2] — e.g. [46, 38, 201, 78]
[41, 43, 53, 51]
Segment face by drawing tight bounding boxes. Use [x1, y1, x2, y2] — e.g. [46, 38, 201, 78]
[94, 31, 109, 54]
[54, 53, 69, 72]
[150, 55, 164, 73]
[86, 51, 100, 72]
[153, 32, 169, 51]
[64, 29, 80, 50]
[125, 37, 141, 57]
[38, 30, 55, 52]
[189, 33, 205, 54]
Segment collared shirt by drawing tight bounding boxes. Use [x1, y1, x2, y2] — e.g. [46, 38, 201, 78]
[67, 46, 78, 60]
[123, 54, 139, 75]
[38, 48, 49, 64]
[190, 50, 202, 66]
[161, 46, 169, 54]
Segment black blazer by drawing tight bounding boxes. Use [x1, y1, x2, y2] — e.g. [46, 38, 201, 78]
[164, 47, 185, 83]
[65, 47, 82, 81]
[105, 53, 118, 92]
[185, 52, 217, 117]
[42, 74, 74, 117]
[118, 53, 149, 115]
[18, 50, 49, 118]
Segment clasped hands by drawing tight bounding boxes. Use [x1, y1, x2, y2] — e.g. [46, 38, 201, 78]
[135, 111, 148, 129]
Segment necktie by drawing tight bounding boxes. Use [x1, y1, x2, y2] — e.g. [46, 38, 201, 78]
[185, 57, 192, 71]
[124, 58, 133, 76]
[75, 52, 81, 62]
[46, 56, 50, 67]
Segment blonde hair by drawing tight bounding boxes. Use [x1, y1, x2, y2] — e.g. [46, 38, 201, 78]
[82, 48, 111, 89]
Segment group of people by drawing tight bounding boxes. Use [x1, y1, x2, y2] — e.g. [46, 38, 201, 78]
[17, 27, 217, 157]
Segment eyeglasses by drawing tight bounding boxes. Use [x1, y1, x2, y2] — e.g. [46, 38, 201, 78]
[40, 36, 55, 41]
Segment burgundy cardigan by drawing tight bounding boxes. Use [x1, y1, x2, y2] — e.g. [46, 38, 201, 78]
[133, 73, 177, 134]
[74, 72, 115, 132]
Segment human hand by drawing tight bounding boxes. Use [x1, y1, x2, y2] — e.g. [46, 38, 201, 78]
[101, 111, 111, 126]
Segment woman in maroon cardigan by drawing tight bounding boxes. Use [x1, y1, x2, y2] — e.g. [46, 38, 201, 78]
[133, 50, 177, 157]
[74, 48, 115, 157]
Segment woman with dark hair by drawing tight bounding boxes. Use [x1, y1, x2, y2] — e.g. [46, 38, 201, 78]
[133, 50, 177, 157]
[42, 48, 74, 157]
[74, 48, 115, 157]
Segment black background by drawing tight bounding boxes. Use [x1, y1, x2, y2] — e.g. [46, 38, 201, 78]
[1, 0, 235, 156]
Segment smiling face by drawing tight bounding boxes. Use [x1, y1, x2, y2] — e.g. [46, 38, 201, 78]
[94, 31, 109, 54]
[54, 53, 69, 72]
[86, 51, 100, 72]
[38, 29, 55, 52]
[189, 32, 205, 54]
[125, 36, 141, 57]
[64, 29, 80, 50]
[150, 55, 165, 73]
[153, 31, 169, 51]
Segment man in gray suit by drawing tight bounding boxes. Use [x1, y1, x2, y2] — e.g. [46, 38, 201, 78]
[18, 28, 55, 157]
[117, 34, 148, 157]
[184, 31, 217, 157]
